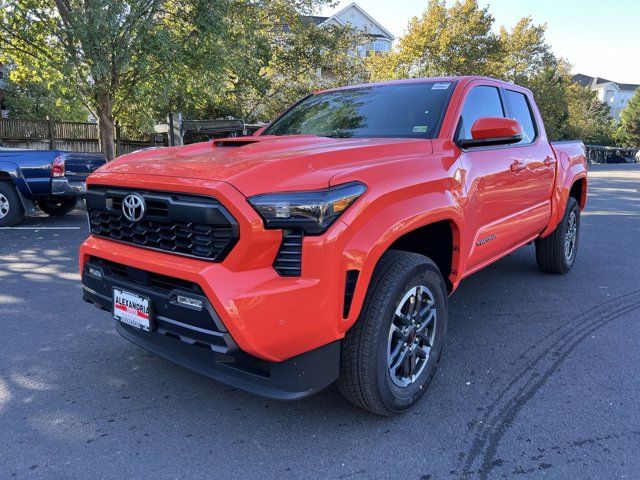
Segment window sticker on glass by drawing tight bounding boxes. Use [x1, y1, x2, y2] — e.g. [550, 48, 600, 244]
[432, 82, 451, 90]
[412, 125, 428, 133]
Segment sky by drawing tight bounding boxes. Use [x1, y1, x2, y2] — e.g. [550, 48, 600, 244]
[321, 0, 640, 84]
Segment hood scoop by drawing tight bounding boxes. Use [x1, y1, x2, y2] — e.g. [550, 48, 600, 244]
[214, 138, 264, 148]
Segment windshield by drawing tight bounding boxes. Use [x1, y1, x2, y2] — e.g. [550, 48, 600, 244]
[265, 82, 455, 139]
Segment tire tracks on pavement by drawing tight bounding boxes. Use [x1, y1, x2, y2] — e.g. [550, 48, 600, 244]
[456, 288, 640, 478]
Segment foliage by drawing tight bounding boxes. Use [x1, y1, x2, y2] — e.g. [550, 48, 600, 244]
[565, 82, 615, 145]
[2, 65, 87, 121]
[118, 4, 366, 132]
[364, 0, 618, 145]
[0, 0, 364, 157]
[497, 17, 555, 85]
[368, 0, 500, 80]
[615, 89, 640, 147]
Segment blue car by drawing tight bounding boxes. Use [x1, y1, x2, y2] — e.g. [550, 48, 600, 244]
[0, 149, 107, 226]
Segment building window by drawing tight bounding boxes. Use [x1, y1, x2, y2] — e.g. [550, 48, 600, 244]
[365, 40, 390, 56]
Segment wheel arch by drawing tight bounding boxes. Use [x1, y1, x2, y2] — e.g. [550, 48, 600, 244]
[569, 177, 587, 210]
[541, 164, 588, 238]
[340, 209, 462, 332]
[0, 162, 36, 213]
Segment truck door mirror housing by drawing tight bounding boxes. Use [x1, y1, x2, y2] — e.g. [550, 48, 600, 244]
[458, 117, 524, 148]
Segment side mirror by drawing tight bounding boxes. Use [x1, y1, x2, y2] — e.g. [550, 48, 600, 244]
[458, 117, 523, 148]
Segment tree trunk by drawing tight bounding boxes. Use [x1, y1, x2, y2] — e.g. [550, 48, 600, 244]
[96, 93, 116, 160]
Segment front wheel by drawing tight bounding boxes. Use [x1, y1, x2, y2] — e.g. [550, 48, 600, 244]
[37, 197, 78, 216]
[338, 250, 448, 416]
[535, 197, 581, 274]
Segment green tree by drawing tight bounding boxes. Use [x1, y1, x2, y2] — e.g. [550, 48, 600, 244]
[497, 17, 555, 84]
[2, 60, 87, 120]
[1, 0, 365, 154]
[523, 65, 569, 140]
[367, 0, 501, 80]
[616, 89, 640, 147]
[565, 82, 615, 145]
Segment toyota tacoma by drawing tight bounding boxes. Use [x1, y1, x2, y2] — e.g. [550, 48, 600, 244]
[80, 77, 587, 415]
[0, 149, 107, 226]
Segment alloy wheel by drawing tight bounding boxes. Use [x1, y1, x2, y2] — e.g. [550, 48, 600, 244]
[387, 285, 437, 388]
[565, 210, 578, 261]
[0, 193, 9, 219]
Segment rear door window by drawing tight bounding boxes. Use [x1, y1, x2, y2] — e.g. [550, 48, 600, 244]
[457, 86, 505, 141]
[506, 90, 537, 144]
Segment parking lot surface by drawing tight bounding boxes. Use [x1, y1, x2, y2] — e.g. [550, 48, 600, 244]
[1, 164, 639, 479]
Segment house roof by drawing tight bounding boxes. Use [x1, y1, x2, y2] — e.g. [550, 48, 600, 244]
[573, 73, 639, 91]
[308, 15, 329, 26]
[319, 2, 395, 40]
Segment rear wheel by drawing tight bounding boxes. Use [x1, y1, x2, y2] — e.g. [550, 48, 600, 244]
[338, 250, 448, 416]
[0, 181, 25, 227]
[37, 197, 78, 216]
[535, 197, 580, 273]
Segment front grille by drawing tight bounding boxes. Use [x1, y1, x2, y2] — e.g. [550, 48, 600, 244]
[87, 187, 239, 261]
[273, 229, 303, 276]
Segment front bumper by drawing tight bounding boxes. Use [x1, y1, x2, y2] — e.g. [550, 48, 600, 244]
[81, 257, 340, 399]
[79, 174, 357, 363]
[52, 177, 86, 196]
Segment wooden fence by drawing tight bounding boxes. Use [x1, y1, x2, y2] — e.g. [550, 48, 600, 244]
[0, 118, 160, 156]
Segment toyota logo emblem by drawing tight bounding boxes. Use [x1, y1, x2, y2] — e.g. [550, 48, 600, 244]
[122, 193, 146, 222]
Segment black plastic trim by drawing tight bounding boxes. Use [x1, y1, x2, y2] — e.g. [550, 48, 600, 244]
[115, 324, 341, 400]
[343, 270, 359, 318]
[273, 229, 303, 276]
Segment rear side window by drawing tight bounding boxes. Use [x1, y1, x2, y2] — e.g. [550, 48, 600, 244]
[457, 86, 504, 141]
[506, 90, 537, 144]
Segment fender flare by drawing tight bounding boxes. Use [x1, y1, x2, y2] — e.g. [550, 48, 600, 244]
[338, 191, 464, 331]
[541, 164, 588, 238]
[0, 161, 36, 214]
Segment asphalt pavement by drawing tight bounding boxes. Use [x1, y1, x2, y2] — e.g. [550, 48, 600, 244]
[1, 164, 639, 479]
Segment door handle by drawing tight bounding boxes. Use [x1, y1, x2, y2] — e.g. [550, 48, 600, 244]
[544, 156, 557, 167]
[510, 160, 527, 172]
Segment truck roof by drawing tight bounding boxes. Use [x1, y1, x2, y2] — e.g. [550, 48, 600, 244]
[317, 76, 531, 95]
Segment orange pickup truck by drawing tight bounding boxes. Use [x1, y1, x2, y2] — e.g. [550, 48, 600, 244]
[80, 76, 587, 415]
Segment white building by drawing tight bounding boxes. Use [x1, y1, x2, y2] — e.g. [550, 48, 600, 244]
[573, 74, 639, 122]
[312, 2, 394, 57]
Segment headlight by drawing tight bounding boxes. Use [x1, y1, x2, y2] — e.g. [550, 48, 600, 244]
[248, 182, 366, 235]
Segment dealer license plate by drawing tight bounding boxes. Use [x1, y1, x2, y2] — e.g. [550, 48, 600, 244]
[112, 288, 153, 332]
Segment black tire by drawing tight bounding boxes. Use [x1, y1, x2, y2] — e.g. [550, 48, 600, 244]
[0, 181, 25, 227]
[37, 197, 78, 216]
[535, 197, 580, 274]
[338, 250, 449, 416]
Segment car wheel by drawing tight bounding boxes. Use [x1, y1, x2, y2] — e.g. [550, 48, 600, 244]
[535, 197, 580, 274]
[0, 181, 25, 227]
[37, 197, 78, 216]
[338, 250, 448, 416]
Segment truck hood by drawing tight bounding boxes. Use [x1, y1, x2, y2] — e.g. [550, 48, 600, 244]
[99, 135, 433, 196]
